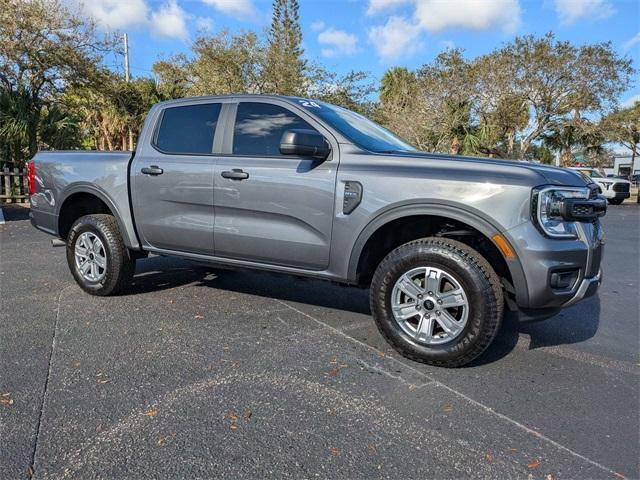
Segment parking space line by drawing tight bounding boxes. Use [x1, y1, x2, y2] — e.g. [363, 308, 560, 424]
[273, 298, 623, 478]
[0, 207, 5, 225]
[29, 284, 74, 475]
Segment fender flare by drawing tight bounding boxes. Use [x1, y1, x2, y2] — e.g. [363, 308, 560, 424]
[346, 202, 528, 305]
[57, 183, 139, 249]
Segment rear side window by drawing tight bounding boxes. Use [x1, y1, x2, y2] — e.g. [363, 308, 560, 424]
[232, 102, 317, 156]
[155, 103, 221, 154]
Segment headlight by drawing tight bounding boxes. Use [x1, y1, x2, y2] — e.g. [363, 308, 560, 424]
[532, 187, 590, 238]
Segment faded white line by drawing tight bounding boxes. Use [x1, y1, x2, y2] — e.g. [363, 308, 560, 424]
[0, 207, 5, 225]
[30, 284, 75, 476]
[273, 298, 624, 478]
[338, 319, 374, 332]
[356, 359, 432, 389]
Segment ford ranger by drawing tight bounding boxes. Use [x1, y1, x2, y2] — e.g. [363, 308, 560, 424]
[28, 95, 607, 367]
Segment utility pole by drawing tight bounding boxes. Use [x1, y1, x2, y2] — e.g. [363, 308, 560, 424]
[123, 33, 134, 150]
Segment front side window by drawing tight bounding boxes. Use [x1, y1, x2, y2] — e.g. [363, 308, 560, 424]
[155, 103, 221, 154]
[233, 102, 317, 156]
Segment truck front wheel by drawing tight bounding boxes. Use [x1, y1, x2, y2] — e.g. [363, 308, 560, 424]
[66, 214, 135, 296]
[370, 237, 504, 367]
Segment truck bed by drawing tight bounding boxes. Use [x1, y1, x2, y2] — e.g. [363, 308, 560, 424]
[29, 150, 138, 248]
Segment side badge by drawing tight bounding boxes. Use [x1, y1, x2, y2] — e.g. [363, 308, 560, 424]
[343, 181, 363, 215]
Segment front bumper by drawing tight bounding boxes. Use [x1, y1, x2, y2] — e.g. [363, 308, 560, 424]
[562, 269, 602, 307]
[505, 220, 604, 310]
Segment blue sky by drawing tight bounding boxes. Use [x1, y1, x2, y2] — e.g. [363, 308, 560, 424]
[76, 0, 640, 104]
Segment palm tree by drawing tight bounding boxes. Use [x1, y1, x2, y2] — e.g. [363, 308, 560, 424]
[0, 89, 32, 166]
[380, 67, 418, 112]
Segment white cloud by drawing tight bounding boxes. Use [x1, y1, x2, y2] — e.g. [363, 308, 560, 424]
[367, 0, 521, 59]
[317, 27, 358, 57]
[150, 0, 189, 40]
[623, 32, 640, 51]
[366, 0, 411, 16]
[310, 20, 325, 32]
[202, 0, 255, 18]
[368, 16, 422, 60]
[74, 0, 149, 30]
[414, 0, 521, 33]
[553, 0, 614, 25]
[196, 16, 214, 32]
[621, 95, 640, 108]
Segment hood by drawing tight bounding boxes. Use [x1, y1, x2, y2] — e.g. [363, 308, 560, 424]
[377, 151, 588, 187]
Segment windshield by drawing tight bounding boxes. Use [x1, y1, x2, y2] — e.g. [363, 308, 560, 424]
[579, 169, 603, 178]
[295, 99, 417, 153]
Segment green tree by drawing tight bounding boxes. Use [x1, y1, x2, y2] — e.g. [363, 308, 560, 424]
[153, 55, 192, 99]
[0, 0, 113, 162]
[264, 0, 306, 95]
[503, 33, 633, 157]
[600, 101, 640, 166]
[188, 30, 267, 95]
[380, 67, 419, 111]
[0, 89, 31, 164]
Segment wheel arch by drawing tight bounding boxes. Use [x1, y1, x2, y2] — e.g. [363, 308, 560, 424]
[347, 203, 528, 306]
[57, 185, 137, 248]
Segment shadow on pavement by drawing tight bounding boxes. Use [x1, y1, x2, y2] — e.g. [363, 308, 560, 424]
[128, 255, 601, 366]
[0, 203, 30, 222]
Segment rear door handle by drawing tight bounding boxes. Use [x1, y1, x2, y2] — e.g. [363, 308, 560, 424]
[221, 169, 249, 180]
[141, 165, 163, 176]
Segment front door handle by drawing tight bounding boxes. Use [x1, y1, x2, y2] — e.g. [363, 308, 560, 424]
[221, 169, 249, 180]
[141, 165, 164, 176]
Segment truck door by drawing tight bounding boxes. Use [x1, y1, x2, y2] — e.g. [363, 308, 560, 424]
[131, 102, 222, 255]
[213, 100, 338, 270]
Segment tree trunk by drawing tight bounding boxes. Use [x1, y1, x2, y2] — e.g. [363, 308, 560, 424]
[449, 136, 461, 155]
[506, 132, 515, 158]
[27, 106, 41, 160]
[561, 149, 573, 167]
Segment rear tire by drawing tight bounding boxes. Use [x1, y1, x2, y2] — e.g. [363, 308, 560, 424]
[370, 237, 503, 367]
[66, 214, 135, 296]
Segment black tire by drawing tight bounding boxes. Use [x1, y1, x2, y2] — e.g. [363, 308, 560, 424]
[370, 237, 503, 367]
[66, 214, 135, 296]
[608, 198, 623, 205]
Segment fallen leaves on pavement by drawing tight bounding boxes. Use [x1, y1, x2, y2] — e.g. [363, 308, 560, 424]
[142, 409, 157, 417]
[157, 432, 176, 446]
[527, 458, 541, 469]
[1, 393, 14, 405]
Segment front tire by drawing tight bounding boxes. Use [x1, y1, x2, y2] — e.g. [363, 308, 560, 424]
[370, 237, 503, 367]
[66, 214, 135, 296]
[608, 198, 623, 205]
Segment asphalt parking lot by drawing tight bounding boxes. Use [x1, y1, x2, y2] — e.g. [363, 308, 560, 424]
[1, 203, 638, 479]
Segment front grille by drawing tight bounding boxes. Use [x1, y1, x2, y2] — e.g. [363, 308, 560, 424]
[613, 183, 629, 193]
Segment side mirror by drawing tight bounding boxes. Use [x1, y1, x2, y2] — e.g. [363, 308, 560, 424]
[280, 129, 330, 160]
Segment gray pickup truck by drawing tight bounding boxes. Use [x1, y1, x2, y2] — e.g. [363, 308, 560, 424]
[28, 95, 607, 367]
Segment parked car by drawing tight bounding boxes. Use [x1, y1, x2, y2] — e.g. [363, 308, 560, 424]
[28, 95, 606, 367]
[569, 167, 631, 205]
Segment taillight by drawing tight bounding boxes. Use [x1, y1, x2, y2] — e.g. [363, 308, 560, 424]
[27, 161, 36, 195]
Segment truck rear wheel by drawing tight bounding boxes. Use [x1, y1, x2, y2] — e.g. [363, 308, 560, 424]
[370, 237, 503, 367]
[66, 214, 135, 296]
